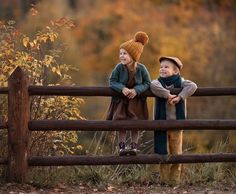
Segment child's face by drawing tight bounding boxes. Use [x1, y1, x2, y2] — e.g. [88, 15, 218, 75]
[119, 48, 133, 65]
[159, 60, 179, 78]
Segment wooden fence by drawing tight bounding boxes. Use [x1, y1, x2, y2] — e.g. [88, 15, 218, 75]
[0, 66, 236, 183]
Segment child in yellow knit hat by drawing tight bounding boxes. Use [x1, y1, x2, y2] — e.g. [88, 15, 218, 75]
[151, 56, 197, 185]
[106, 32, 151, 155]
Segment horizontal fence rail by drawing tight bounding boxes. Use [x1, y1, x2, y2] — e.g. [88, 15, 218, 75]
[1, 153, 236, 166]
[28, 153, 236, 166]
[0, 87, 8, 94]
[0, 122, 7, 129]
[1, 86, 236, 96]
[0, 158, 8, 165]
[29, 119, 236, 131]
[28, 86, 236, 96]
[0, 86, 236, 97]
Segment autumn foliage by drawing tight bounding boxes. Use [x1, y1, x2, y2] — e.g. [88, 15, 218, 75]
[0, 17, 84, 164]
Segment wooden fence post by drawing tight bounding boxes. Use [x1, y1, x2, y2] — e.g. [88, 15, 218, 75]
[7, 67, 29, 183]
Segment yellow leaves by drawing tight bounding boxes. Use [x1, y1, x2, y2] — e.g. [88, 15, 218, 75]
[37, 32, 58, 43]
[22, 36, 38, 49]
[1, 19, 85, 158]
[22, 31, 58, 49]
[8, 59, 13, 63]
[44, 55, 62, 76]
[49, 33, 55, 42]
[2, 65, 15, 74]
[50, 128, 81, 155]
[55, 68, 62, 76]
[51, 66, 61, 76]
[38, 35, 48, 43]
[0, 74, 6, 83]
[29, 42, 35, 48]
[5, 48, 13, 55]
[7, 20, 15, 25]
[76, 145, 83, 150]
[22, 36, 29, 47]
[43, 26, 58, 42]
[51, 67, 56, 72]
[44, 55, 54, 67]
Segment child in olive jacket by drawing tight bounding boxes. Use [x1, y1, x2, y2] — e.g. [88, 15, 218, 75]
[150, 56, 197, 185]
[107, 31, 151, 156]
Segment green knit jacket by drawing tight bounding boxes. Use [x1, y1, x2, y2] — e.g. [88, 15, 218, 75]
[109, 63, 151, 95]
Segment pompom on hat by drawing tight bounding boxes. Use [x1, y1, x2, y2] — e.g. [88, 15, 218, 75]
[120, 31, 149, 61]
[159, 56, 183, 69]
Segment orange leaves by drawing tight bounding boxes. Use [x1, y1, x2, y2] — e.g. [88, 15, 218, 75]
[50, 18, 76, 29]
[30, 7, 39, 16]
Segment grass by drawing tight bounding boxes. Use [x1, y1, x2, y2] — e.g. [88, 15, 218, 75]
[1, 132, 235, 187]
[183, 140, 236, 184]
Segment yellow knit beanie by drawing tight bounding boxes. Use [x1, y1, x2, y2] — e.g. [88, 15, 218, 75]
[120, 31, 149, 61]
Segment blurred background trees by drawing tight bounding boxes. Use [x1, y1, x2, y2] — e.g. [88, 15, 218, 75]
[0, 0, 235, 156]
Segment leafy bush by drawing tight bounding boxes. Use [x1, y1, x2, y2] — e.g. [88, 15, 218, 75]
[0, 13, 84, 182]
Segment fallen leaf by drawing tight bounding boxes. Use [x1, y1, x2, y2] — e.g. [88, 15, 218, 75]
[107, 185, 115, 191]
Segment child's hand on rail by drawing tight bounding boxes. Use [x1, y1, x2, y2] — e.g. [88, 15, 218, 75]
[122, 87, 131, 96]
[169, 96, 181, 105]
[167, 94, 177, 105]
[127, 89, 137, 99]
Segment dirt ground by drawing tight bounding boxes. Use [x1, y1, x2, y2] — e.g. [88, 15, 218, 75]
[0, 182, 235, 194]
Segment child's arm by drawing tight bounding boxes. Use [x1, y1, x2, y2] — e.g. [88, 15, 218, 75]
[178, 79, 197, 100]
[109, 64, 126, 93]
[133, 65, 151, 95]
[151, 79, 173, 99]
[169, 80, 197, 105]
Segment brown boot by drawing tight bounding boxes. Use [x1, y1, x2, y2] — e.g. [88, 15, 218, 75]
[169, 164, 181, 185]
[160, 164, 170, 185]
